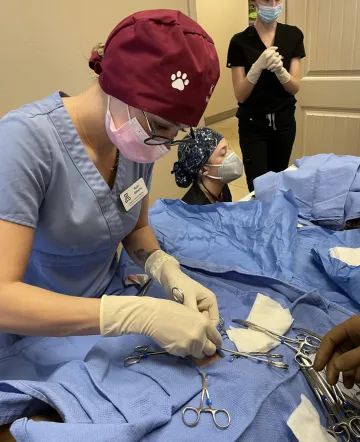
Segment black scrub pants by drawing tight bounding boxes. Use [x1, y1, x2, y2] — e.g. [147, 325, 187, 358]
[238, 107, 296, 192]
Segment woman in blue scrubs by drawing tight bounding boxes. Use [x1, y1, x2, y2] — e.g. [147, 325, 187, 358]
[0, 10, 222, 359]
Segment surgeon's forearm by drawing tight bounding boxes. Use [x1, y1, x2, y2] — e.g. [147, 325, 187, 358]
[122, 225, 161, 269]
[0, 282, 100, 336]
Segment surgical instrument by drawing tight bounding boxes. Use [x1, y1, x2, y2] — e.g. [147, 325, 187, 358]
[233, 319, 320, 366]
[233, 319, 321, 351]
[322, 394, 360, 440]
[136, 278, 153, 297]
[172, 287, 185, 304]
[182, 373, 231, 430]
[124, 345, 168, 367]
[301, 368, 351, 442]
[219, 317, 286, 367]
[220, 347, 289, 370]
[293, 327, 323, 341]
[136, 279, 185, 305]
[299, 351, 360, 440]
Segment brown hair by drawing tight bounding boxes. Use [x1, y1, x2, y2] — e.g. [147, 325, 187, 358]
[91, 43, 105, 58]
[89, 43, 105, 75]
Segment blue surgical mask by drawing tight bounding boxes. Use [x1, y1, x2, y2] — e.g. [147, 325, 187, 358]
[257, 2, 284, 24]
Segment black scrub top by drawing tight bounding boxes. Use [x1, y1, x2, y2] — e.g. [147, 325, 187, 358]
[182, 182, 232, 205]
[227, 23, 306, 118]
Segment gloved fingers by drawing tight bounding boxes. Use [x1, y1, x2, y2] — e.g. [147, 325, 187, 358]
[343, 369, 356, 389]
[269, 60, 283, 72]
[314, 316, 360, 371]
[325, 353, 342, 385]
[267, 53, 281, 67]
[207, 299, 220, 327]
[325, 341, 354, 385]
[166, 346, 188, 358]
[206, 324, 223, 350]
[354, 366, 360, 384]
[201, 310, 210, 320]
[334, 346, 360, 373]
[314, 319, 353, 371]
[196, 289, 220, 326]
[270, 58, 283, 71]
[183, 294, 199, 312]
[203, 339, 217, 357]
[265, 52, 280, 66]
[191, 345, 206, 359]
[265, 46, 278, 57]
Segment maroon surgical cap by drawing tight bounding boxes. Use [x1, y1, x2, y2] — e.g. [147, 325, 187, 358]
[89, 9, 220, 127]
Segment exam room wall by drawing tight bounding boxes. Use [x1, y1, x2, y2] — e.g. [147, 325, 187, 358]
[196, 0, 249, 123]
[0, 0, 191, 205]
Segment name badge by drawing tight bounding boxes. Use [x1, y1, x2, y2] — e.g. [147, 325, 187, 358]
[120, 178, 148, 212]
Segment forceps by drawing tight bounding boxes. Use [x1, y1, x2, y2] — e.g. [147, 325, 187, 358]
[219, 316, 286, 366]
[136, 279, 185, 305]
[301, 362, 360, 440]
[233, 319, 321, 366]
[182, 373, 231, 430]
[303, 370, 351, 442]
[124, 345, 168, 367]
[322, 394, 360, 441]
[293, 327, 323, 341]
[220, 347, 289, 370]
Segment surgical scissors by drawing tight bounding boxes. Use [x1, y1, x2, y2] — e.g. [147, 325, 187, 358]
[220, 347, 289, 370]
[182, 373, 231, 430]
[172, 287, 185, 304]
[136, 279, 185, 305]
[124, 345, 168, 367]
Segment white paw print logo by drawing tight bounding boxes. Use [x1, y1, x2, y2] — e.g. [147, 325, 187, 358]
[171, 71, 190, 91]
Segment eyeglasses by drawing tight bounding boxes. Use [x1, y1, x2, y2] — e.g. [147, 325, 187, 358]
[142, 111, 195, 146]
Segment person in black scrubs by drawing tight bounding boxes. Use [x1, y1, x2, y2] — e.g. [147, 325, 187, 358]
[227, 0, 306, 192]
[172, 127, 243, 205]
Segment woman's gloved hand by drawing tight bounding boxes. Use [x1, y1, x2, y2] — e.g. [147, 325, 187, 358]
[314, 316, 360, 388]
[100, 295, 222, 359]
[267, 51, 291, 84]
[145, 250, 220, 327]
[247, 46, 279, 84]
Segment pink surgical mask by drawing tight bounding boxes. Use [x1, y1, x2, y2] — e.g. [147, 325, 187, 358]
[105, 97, 169, 164]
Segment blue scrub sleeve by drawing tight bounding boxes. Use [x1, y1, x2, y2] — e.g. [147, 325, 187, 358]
[0, 114, 51, 228]
[145, 163, 154, 191]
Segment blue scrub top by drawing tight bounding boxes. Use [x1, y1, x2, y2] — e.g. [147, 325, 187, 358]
[0, 91, 153, 299]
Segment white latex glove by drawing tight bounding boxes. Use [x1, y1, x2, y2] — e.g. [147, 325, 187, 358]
[145, 250, 220, 327]
[268, 52, 283, 72]
[247, 46, 278, 85]
[267, 52, 291, 84]
[100, 295, 222, 358]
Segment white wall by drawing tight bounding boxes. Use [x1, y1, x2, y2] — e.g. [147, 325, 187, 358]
[196, 0, 249, 118]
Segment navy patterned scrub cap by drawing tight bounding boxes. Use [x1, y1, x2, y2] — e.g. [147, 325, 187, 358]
[172, 127, 224, 188]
